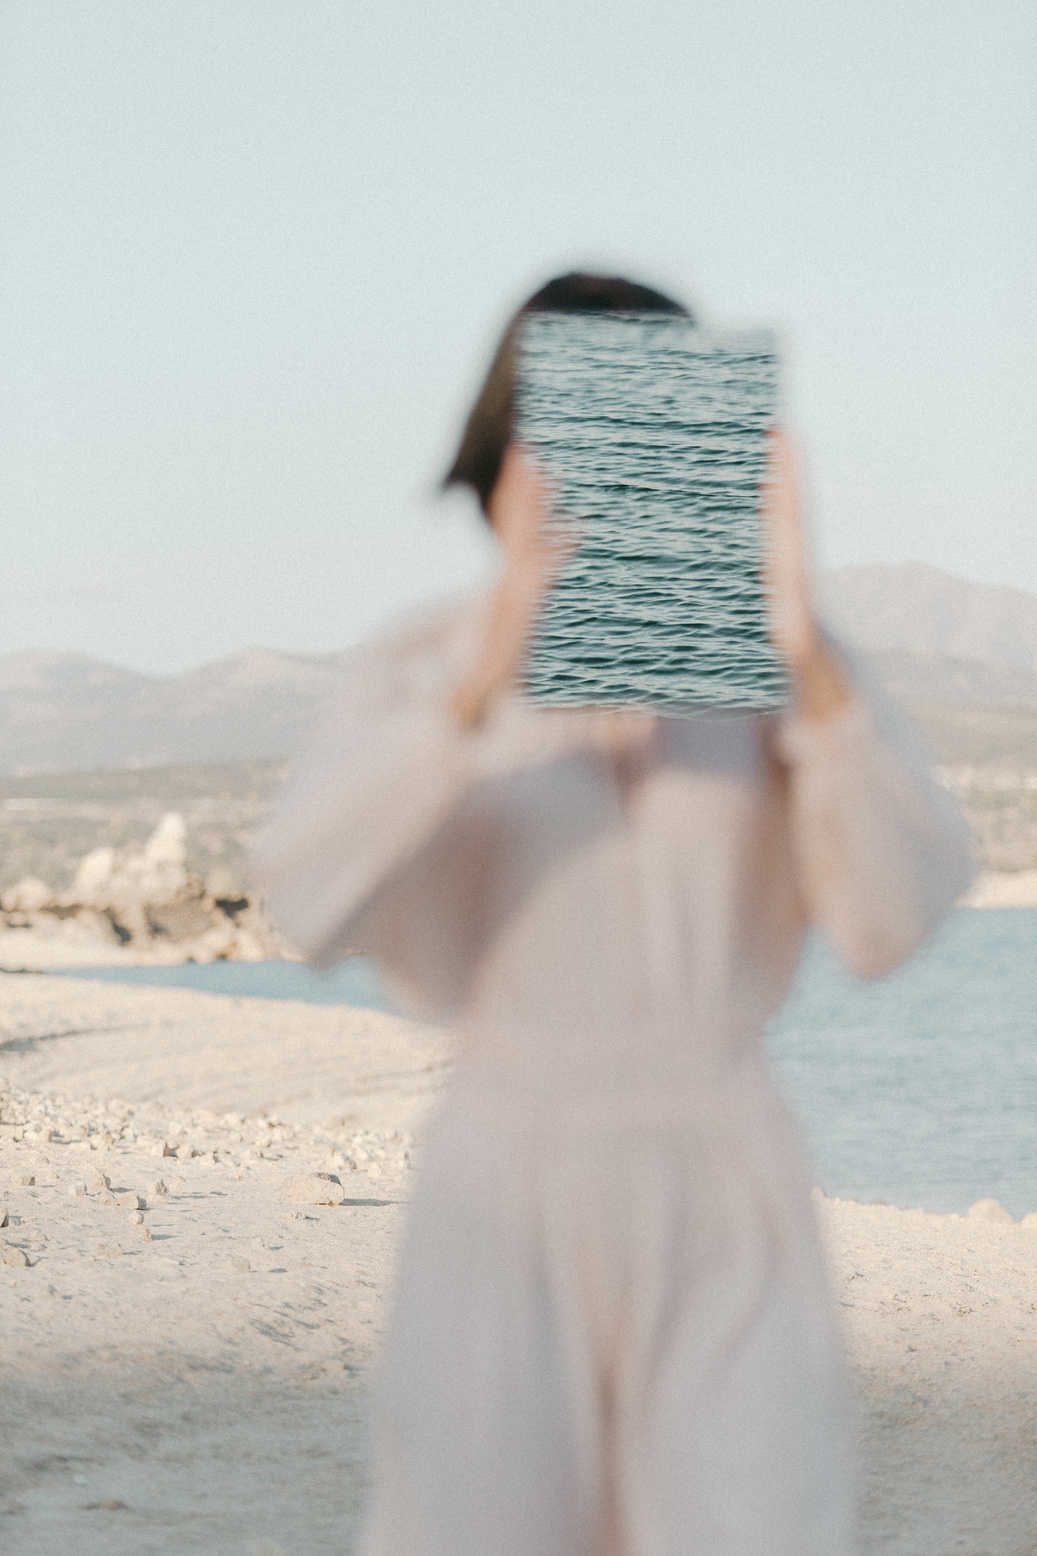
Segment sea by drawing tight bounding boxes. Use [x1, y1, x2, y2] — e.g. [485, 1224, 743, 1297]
[58, 907, 1037, 1218]
[517, 312, 790, 713]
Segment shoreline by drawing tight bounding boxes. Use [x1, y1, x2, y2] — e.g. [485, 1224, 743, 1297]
[1, 872, 1035, 975]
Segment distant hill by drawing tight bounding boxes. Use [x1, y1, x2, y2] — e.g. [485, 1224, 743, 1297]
[4, 563, 1037, 775]
[862, 651, 1037, 712]
[818, 563, 1037, 675]
[0, 647, 347, 775]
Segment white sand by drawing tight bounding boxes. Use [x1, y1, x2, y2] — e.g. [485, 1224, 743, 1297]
[1, 975, 1035, 1555]
[966, 869, 1037, 908]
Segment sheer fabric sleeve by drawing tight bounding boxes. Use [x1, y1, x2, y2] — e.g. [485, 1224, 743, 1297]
[775, 643, 977, 979]
[253, 608, 480, 967]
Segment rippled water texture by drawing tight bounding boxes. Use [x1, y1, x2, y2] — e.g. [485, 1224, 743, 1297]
[517, 311, 789, 712]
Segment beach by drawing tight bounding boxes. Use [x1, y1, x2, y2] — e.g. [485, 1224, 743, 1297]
[2, 974, 1036, 1555]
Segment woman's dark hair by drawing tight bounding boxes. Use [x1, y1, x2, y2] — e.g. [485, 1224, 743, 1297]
[444, 272, 692, 516]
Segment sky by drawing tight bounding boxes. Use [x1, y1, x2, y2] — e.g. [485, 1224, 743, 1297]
[1, 0, 1035, 676]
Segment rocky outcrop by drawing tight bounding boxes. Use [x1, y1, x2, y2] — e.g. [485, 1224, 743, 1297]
[0, 813, 289, 962]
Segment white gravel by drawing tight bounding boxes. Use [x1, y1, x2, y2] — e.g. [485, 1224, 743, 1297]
[1, 973, 1035, 1554]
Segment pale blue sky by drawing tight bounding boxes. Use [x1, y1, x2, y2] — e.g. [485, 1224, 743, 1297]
[1, 0, 1034, 674]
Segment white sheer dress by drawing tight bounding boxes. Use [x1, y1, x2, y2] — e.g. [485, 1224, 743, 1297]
[255, 595, 974, 1556]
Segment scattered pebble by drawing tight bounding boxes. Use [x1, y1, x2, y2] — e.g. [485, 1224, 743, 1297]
[1, 1243, 28, 1267]
[87, 1168, 111, 1191]
[67, 1181, 88, 1197]
[284, 1172, 344, 1206]
[147, 1178, 168, 1198]
[115, 1192, 143, 1210]
[14, 1174, 34, 1187]
[93, 1242, 124, 1258]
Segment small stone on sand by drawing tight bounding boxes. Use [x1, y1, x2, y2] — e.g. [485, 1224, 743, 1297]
[284, 1172, 344, 1206]
[2, 1243, 28, 1266]
[115, 1192, 143, 1210]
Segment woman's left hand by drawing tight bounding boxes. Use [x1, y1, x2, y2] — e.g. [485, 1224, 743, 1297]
[762, 428, 851, 723]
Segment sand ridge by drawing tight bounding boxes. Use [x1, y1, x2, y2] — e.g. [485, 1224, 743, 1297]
[1, 973, 1036, 1554]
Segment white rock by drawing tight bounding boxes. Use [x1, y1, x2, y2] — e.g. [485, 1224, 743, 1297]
[1, 876, 53, 913]
[144, 812, 188, 869]
[967, 1198, 1015, 1223]
[128, 1211, 144, 1225]
[2, 1243, 28, 1266]
[15, 1175, 35, 1187]
[115, 1192, 143, 1210]
[67, 1181, 88, 1197]
[70, 847, 116, 902]
[284, 1172, 344, 1206]
[87, 1169, 110, 1191]
[147, 1179, 168, 1198]
[94, 1242, 124, 1258]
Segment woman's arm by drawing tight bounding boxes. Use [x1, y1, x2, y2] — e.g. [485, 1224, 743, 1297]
[253, 610, 482, 965]
[763, 431, 976, 975]
[255, 448, 570, 965]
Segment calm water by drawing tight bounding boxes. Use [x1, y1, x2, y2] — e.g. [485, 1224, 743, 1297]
[517, 312, 789, 712]
[59, 909, 1037, 1216]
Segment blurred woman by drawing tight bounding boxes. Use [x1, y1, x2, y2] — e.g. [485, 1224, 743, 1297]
[256, 273, 973, 1556]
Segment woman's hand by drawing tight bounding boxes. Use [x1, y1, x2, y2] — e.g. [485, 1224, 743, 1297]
[762, 428, 851, 723]
[449, 444, 576, 730]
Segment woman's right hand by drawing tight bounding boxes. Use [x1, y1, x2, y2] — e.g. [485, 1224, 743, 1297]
[449, 444, 575, 730]
[762, 428, 851, 723]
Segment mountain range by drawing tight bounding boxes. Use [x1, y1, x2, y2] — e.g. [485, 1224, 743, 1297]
[3, 563, 1037, 775]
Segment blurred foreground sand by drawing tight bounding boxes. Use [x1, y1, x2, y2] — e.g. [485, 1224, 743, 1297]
[1, 975, 1035, 1555]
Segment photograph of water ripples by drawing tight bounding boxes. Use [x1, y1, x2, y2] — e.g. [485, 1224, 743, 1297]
[518, 311, 790, 712]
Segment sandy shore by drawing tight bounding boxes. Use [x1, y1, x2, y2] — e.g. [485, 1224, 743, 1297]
[2, 975, 1035, 1555]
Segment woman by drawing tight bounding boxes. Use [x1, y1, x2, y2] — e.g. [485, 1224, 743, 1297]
[256, 274, 974, 1555]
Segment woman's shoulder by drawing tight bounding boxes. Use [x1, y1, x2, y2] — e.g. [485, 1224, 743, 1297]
[322, 592, 489, 711]
[345, 591, 488, 677]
